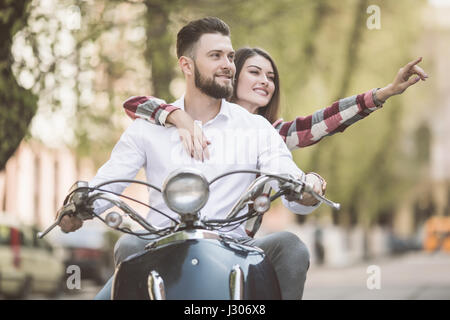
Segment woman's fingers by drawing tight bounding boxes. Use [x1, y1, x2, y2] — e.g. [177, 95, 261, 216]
[201, 134, 209, 149]
[393, 57, 429, 95]
[403, 66, 425, 89]
[179, 129, 193, 158]
[183, 137, 192, 158]
[195, 136, 208, 162]
[203, 144, 210, 161]
[407, 76, 421, 88]
[405, 57, 422, 69]
[412, 65, 428, 80]
[179, 124, 211, 162]
[193, 136, 203, 161]
[193, 122, 211, 162]
[201, 134, 210, 160]
[193, 123, 204, 161]
[402, 57, 428, 81]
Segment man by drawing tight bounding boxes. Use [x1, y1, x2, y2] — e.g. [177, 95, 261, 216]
[59, 17, 324, 300]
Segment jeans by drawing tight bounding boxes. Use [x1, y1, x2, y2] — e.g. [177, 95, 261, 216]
[94, 231, 310, 300]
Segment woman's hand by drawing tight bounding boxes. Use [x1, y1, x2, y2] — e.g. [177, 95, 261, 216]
[376, 57, 429, 102]
[167, 110, 211, 161]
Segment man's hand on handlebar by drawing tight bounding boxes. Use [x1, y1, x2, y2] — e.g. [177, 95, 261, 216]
[59, 214, 83, 233]
[296, 172, 326, 207]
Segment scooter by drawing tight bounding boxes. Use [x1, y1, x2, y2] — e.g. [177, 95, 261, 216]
[39, 168, 340, 300]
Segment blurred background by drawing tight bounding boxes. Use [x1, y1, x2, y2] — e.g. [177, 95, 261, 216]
[0, 0, 449, 299]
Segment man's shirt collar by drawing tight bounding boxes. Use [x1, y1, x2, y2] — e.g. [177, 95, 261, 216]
[172, 94, 231, 124]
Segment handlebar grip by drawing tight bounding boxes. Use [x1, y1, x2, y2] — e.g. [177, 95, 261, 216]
[310, 189, 341, 210]
[303, 182, 340, 210]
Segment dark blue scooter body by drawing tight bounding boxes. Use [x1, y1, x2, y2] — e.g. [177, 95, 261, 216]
[112, 236, 281, 300]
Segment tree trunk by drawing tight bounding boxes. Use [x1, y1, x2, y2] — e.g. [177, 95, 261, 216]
[143, 0, 178, 102]
[0, 0, 38, 170]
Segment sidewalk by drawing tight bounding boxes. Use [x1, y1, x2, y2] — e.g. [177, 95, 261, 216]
[303, 250, 450, 300]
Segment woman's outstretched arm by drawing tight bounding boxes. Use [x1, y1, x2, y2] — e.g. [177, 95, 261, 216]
[274, 57, 428, 151]
[274, 88, 383, 150]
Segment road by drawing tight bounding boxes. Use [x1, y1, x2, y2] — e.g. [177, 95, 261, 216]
[27, 250, 450, 300]
[303, 250, 450, 300]
[27, 280, 103, 300]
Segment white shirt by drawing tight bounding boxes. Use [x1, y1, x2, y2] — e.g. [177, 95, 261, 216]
[89, 96, 318, 238]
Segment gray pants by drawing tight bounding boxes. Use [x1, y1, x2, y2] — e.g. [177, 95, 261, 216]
[95, 231, 310, 300]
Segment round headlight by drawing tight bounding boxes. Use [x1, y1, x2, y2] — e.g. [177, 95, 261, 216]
[162, 168, 210, 215]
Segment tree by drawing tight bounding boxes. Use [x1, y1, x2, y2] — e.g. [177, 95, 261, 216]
[143, 0, 179, 102]
[0, 0, 38, 170]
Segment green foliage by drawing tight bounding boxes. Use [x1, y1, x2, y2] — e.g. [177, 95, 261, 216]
[0, 0, 37, 170]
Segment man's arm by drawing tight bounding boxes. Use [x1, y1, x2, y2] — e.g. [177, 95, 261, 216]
[59, 120, 147, 232]
[88, 120, 147, 213]
[255, 116, 322, 215]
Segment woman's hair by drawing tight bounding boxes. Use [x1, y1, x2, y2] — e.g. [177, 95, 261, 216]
[230, 47, 281, 124]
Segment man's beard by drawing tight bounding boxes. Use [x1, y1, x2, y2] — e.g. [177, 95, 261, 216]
[194, 64, 234, 99]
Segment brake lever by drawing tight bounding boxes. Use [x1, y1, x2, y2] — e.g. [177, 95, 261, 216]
[302, 182, 341, 210]
[282, 178, 340, 211]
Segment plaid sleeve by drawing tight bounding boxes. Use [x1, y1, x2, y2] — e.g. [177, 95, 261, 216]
[123, 96, 180, 127]
[274, 88, 384, 151]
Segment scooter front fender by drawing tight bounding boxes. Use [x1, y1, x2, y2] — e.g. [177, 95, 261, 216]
[112, 237, 281, 300]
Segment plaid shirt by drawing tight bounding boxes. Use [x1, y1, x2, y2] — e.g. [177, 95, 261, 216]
[123, 96, 180, 127]
[123, 88, 384, 151]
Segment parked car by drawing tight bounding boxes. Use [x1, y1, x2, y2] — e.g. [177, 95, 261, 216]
[51, 221, 116, 285]
[0, 213, 65, 299]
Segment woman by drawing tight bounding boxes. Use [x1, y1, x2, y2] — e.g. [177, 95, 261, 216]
[123, 48, 428, 162]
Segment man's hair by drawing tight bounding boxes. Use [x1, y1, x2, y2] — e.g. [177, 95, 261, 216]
[176, 17, 230, 59]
